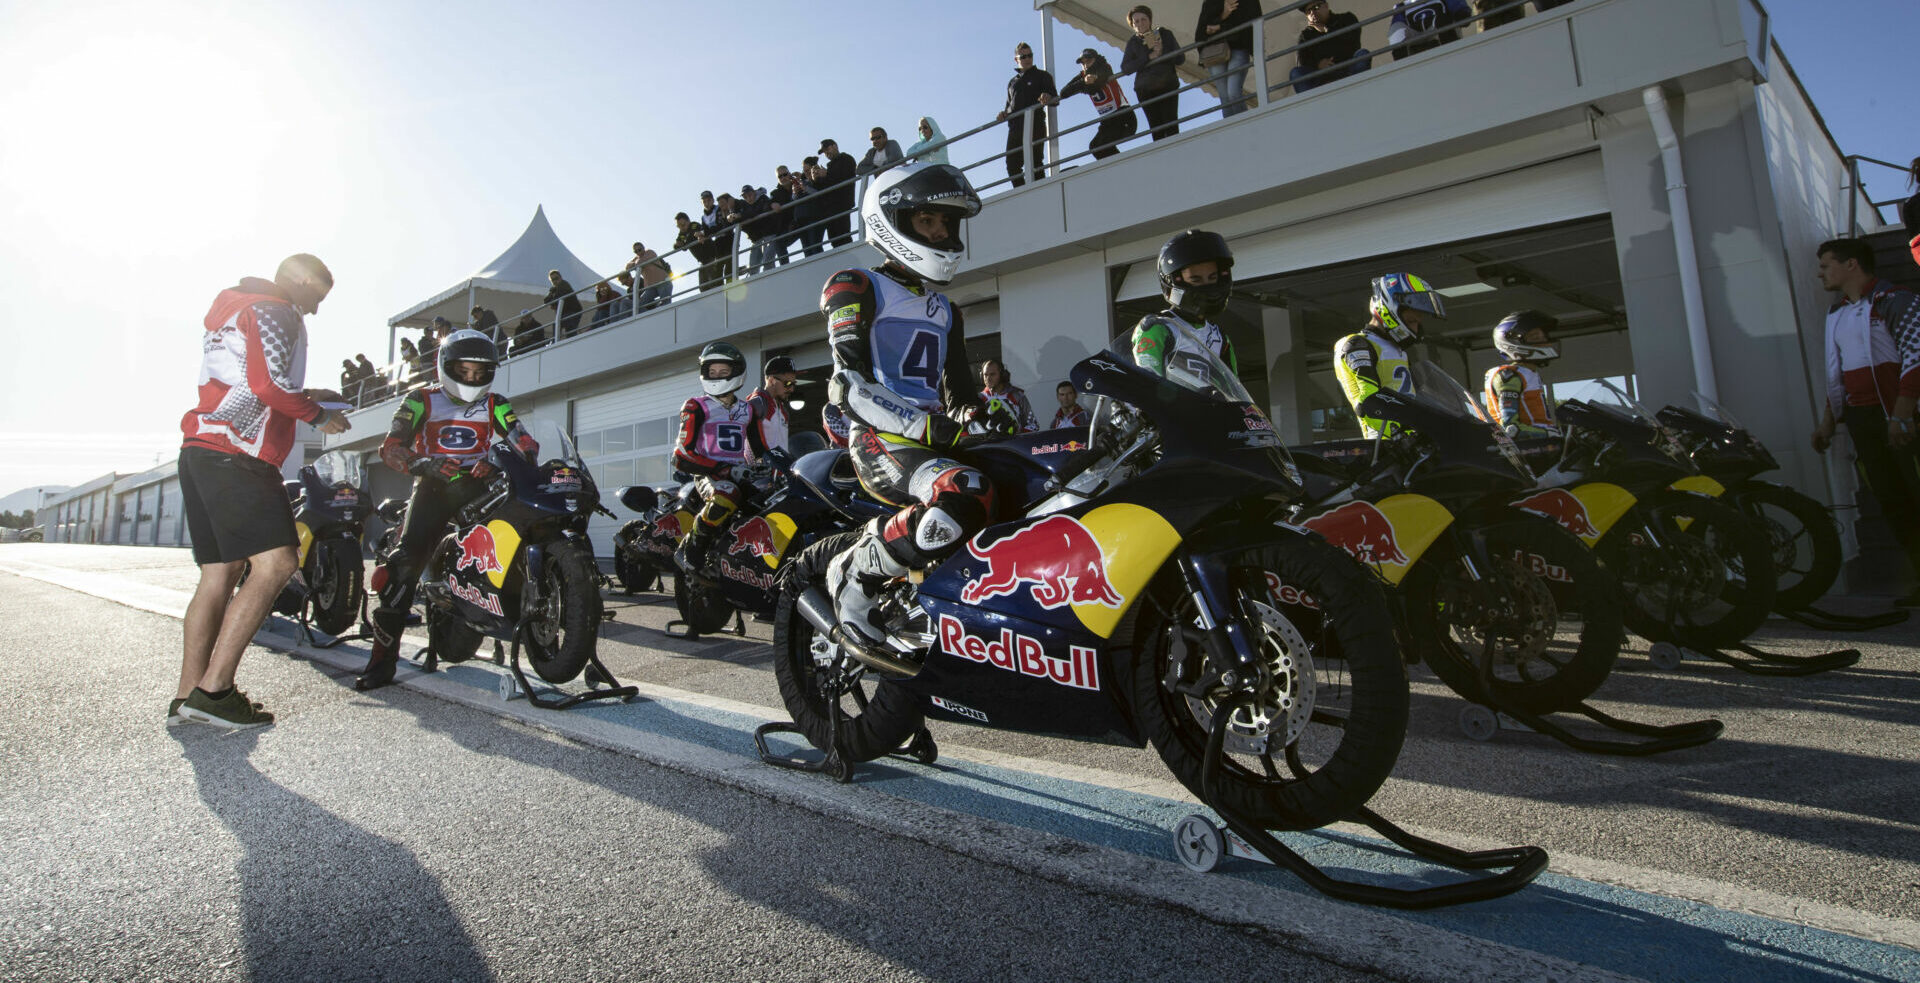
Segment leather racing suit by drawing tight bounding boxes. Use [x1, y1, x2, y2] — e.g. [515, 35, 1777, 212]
[1333, 327, 1415, 438]
[1483, 362, 1556, 434]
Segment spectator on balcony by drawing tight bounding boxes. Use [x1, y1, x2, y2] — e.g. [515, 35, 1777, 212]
[1060, 49, 1138, 162]
[339, 358, 361, 403]
[507, 313, 547, 356]
[793, 158, 827, 256]
[857, 127, 904, 176]
[997, 42, 1056, 187]
[355, 353, 385, 403]
[732, 183, 779, 275]
[1473, 0, 1525, 30]
[399, 338, 427, 388]
[673, 211, 711, 292]
[767, 166, 799, 266]
[628, 241, 671, 308]
[1121, 6, 1185, 142]
[1903, 157, 1920, 270]
[1389, 0, 1471, 61]
[980, 359, 1041, 433]
[1291, 1, 1371, 92]
[421, 316, 449, 365]
[469, 304, 501, 345]
[588, 280, 621, 330]
[545, 269, 583, 339]
[1195, 0, 1260, 119]
[903, 117, 950, 164]
[1051, 381, 1090, 428]
[817, 139, 859, 249]
[699, 190, 737, 287]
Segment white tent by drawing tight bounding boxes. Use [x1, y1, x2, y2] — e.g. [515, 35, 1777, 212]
[385, 205, 605, 359]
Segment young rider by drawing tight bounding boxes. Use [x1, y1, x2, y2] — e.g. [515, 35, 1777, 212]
[672, 341, 765, 576]
[822, 161, 1007, 653]
[358, 329, 537, 690]
[1131, 229, 1240, 380]
[1332, 273, 1447, 438]
[1482, 310, 1560, 435]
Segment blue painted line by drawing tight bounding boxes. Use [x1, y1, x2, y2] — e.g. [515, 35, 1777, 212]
[414, 659, 1920, 983]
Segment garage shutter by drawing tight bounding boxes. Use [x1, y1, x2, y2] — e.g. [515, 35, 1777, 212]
[573, 370, 691, 557]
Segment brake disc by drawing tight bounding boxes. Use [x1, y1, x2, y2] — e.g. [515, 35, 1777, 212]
[1183, 598, 1316, 756]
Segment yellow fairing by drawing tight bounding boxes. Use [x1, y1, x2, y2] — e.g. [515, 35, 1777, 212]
[1670, 475, 1726, 497]
[295, 522, 314, 566]
[1073, 503, 1182, 638]
[1359, 494, 1454, 585]
[760, 511, 799, 569]
[485, 519, 522, 589]
[1565, 482, 1638, 547]
[673, 510, 695, 536]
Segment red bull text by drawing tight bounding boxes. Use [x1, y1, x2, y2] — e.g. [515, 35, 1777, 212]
[960, 515, 1124, 609]
[936, 614, 1099, 691]
[455, 526, 506, 576]
[448, 578, 505, 616]
[1262, 572, 1322, 610]
[1303, 502, 1412, 566]
[1513, 489, 1601, 540]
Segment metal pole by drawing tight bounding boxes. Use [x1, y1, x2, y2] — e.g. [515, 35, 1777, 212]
[1251, 16, 1268, 108]
[1040, 1, 1058, 181]
[1846, 157, 1859, 235]
[1023, 108, 1036, 186]
[1642, 85, 1719, 403]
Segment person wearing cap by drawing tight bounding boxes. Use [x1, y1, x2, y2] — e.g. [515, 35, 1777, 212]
[996, 42, 1056, 187]
[731, 183, 777, 275]
[746, 356, 803, 454]
[817, 139, 859, 249]
[857, 126, 904, 177]
[1059, 48, 1138, 162]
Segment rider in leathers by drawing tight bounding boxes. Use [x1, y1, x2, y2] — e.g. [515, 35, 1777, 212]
[1482, 310, 1561, 436]
[1332, 273, 1447, 438]
[1131, 229, 1241, 380]
[823, 162, 1010, 652]
[358, 329, 537, 690]
[672, 341, 770, 576]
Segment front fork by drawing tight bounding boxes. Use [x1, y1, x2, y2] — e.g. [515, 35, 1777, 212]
[1174, 548, 1271, 702]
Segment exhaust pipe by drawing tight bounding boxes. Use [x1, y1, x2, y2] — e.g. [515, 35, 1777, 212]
[796, 586, 922, 680]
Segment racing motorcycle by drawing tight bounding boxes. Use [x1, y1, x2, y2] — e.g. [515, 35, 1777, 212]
[610, 485, 683, 595]
[413, 419, 631, 706]
[1287, 364, 1639, 737]
[1525, 382, 1777, 651]
[1655, 396, 1843, 614]
[269, 449, 371, 639]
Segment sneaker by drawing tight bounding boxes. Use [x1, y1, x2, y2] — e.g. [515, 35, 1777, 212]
[179, 687, 275, 731]
[166, 697, 186, 727]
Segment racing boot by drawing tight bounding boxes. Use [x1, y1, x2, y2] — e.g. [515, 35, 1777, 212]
[674, 523, 717, 580]
[355, 607, 404, 691]
[825, 525, 918, 677]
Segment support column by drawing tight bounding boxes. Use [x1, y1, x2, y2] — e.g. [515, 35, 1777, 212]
[1263, 305, 1312, 444]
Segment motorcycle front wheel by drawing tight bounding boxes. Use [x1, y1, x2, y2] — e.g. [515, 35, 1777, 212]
[673, 567, 738, 635]
[1132, 532, 1408, 832]
[308, 538, 364, 637]
[523, 542, 602, 683]
[1604, 491, 1776, 650]
[426, 602, 484, 663]
[770, 531, 926, 763]
[1409, 515, 1623, 714]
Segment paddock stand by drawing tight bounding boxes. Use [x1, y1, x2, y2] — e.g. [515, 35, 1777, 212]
[754, 679, 938, 784]
[1175, 697, 1547, 909]
[417, 614, 638, 711]
[1450, 649, 1723, 755]
[1644, 638, 1859, 676]
[292, 590, 376, 650]
[1778, 605, 1908, 633]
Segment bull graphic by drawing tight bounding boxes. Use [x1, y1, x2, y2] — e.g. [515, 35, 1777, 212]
[961, 515, 1123, 609]
[1303, 501, 1412, 566]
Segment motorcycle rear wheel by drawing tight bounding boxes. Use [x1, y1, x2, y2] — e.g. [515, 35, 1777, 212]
[1729, 483, 1841, 612]
[426, 602, 484, 663]
[1409, 516, 1622, 714]
[524, 543, 602, 683]
[613, 521, 654, 594]
[309, 539, 364, 637]
[770, 532, 926, 762]
[1133, 533, 1408, 832]
[1605, 491, 1776, 650]
[673, 568, 737, 635]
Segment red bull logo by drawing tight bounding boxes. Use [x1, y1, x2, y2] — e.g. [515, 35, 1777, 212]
[652, 514, 682, 540]
[961, 515, 1123, 610]
[455, 525, 505, 576]
[727, 516, 781, 560]
[1303, 501, 1411, 567]
[1513, 489, 1600, 540]
[937, 614, 1100, 691]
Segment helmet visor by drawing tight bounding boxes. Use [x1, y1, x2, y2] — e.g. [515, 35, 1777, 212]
[900, 205, 970, 252]
[1397, 288, 1446, 320]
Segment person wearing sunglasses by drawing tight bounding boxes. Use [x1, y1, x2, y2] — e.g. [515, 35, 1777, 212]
[995, 42, 1056, 187]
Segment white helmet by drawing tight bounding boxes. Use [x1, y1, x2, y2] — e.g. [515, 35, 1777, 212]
[698, 342, 747, 398]
[437, 329, 498, 404]
[861, 162, 981, 285]
[1492, 310, 1560, 364]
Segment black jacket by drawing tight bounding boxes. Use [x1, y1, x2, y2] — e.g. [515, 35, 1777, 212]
[1003, 67, 1058, 123]
[821, 153, 858, 211]
[1121, 27, 1185, 93]
[732, 194, 776, 242]
[1297, 11, 1363, 68]
[545, 279, 582, 316]
[1195, 0, 1262, 54]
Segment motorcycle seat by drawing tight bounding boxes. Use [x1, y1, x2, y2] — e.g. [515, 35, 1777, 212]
[828, 452, 864, 495]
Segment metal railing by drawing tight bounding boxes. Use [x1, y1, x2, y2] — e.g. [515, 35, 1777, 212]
[351, 0, 1585, 413]
[1843, 154, 1918, 236]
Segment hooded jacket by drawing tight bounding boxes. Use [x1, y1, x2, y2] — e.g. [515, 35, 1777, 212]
[181, 277, 326, 467]
[903, 117, 949, 165]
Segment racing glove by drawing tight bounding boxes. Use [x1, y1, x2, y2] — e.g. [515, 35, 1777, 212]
[407, 455, 464, 481]
[468, 459, 497, 481]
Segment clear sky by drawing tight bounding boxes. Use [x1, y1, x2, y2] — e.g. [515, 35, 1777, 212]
[0, 0, 1909, 495]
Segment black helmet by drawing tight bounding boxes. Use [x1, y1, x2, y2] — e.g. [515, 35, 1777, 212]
[698, 341, 747, 397]
[1157, 229, 1235, 320]
[437, 329, 498, 404]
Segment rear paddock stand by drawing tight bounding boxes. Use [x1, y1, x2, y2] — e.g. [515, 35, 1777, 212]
[422, 618, 638, 711]
[1645, 639, 1859, 677]
[754, 678, 938, 783]
[1778, 606, 1908, 633]
[294, 591, 375, 650]
[1183, 697, 1546, 909]
[1454, 700, 1723, 755]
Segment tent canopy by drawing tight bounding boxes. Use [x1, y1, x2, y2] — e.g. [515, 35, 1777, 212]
[386, 206, 606, 341]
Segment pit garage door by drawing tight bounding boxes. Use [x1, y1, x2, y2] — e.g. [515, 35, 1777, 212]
[573, 368, 690, 558]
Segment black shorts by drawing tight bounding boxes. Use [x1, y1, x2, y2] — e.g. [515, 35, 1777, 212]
[178, 445, 298, 565]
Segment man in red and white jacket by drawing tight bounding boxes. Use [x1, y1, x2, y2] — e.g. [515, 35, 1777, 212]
[173, 254, 349, 729]
[1059, 49, 1139, 162]
[1811, 237, 1920, 591]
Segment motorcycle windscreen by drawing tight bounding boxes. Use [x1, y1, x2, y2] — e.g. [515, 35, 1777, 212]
[311, 449, 364, 491]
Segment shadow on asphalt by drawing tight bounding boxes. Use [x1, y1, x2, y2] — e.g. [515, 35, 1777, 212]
[175, 727, 495, 983]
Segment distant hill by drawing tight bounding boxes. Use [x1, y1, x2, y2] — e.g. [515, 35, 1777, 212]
[0, 485, 70, 516]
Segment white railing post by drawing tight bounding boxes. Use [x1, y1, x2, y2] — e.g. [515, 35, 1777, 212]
[1022, 107, 1036, 185]
[1251, 16, 1269, 107]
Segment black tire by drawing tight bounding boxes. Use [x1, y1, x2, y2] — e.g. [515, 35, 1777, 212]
[770, 532, 926, 762]
[523, 543, 602, 683]
[613, 543, 649, 595]
[309, 539, 364, 636]
[426, 602, 484, 663]
[1729, 483, 1842, 612]
[673, 568, 737, 635]
[1603, 490, 1776, 650]
[1132, 532, 1408, 832]
[1409, 516, 1623, 714]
